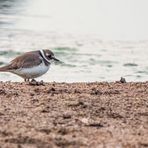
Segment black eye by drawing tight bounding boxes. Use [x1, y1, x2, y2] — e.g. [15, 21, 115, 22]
[48, 55, 52, 58]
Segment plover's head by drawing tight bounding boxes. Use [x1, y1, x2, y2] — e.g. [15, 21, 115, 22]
[40, 49, 60, 63]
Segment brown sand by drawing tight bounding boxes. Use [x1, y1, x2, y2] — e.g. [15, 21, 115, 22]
[0, 81, 147, 148]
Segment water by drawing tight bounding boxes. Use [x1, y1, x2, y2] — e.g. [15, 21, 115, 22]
[0, 0, 148, 82]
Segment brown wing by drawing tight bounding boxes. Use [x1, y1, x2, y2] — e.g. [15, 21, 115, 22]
[0, 51, 42, 71]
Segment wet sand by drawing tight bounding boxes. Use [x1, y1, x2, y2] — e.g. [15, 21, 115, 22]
[0, 81, 147, 148]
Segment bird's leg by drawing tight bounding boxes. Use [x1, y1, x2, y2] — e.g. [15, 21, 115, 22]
[24, 78, 43, 85]
[24, 78, 29, 82]
[29, 79, 44, 85]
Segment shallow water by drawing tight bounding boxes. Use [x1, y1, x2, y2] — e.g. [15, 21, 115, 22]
[0, 0, 148, 82]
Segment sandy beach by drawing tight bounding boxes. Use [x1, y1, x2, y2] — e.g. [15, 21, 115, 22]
[0, 81, 147, 148]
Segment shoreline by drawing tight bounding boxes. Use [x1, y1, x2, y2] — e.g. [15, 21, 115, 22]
[0, 81, 147, 147]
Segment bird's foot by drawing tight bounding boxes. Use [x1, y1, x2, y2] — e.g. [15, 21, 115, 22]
[28, 79, 44, 86]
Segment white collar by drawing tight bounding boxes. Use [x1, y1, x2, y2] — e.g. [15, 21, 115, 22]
[39, 49, 50, 63]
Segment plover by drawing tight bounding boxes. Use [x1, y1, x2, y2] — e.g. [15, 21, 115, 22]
[0, 49, 60, 82]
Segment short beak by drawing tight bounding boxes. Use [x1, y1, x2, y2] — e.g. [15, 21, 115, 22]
[52, 56, 60, 62]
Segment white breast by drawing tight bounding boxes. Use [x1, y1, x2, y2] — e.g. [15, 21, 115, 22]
[12, 61, 50, 79]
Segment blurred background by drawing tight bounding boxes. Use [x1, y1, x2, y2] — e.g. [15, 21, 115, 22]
[0, 0, 148, 82]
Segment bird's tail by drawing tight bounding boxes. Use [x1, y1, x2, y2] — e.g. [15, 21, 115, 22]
[0, 66, 10, 72]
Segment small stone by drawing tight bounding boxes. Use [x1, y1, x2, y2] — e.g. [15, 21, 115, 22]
[80, 118, 89, 124]
[63, 112, 72, 119]
[120, 77, 126, 83]
[0, 89, 6, 95]
[30, 93, 35, 96]
[51, 87, 56, 91]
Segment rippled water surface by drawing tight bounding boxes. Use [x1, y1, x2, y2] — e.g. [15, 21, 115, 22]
[0, 0, 148, 82]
